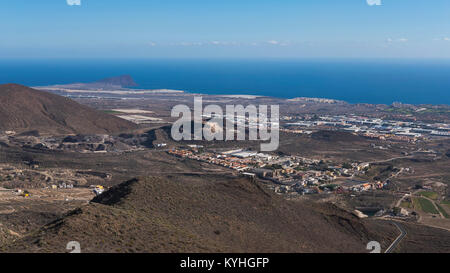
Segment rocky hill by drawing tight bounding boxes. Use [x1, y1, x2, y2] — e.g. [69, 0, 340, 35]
[3, 174, 393, 253]
[0, 84, 137, 135]
[35, 75, 138, 90]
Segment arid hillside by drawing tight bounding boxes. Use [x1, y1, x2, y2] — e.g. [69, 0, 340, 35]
[0, 84, 137, 135]
[3, 174, 395, 253]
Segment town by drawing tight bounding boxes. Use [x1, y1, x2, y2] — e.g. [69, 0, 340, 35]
[168, 146, 390, 196]
[281, 114, 450, 141]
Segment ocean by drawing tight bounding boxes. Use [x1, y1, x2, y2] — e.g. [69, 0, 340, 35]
[1, 58, 450, 105]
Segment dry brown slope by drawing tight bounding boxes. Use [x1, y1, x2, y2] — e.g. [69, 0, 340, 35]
[0, 84, 137, 135]
[4, 174, 389, 253]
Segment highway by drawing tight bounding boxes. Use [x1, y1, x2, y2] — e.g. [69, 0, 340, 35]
[385, 221, 407, 253]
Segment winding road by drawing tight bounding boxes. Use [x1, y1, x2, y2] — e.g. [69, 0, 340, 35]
[385, 221, 407, 253]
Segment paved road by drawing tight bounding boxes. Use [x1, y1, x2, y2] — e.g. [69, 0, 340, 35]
[385, 221, 407, 253]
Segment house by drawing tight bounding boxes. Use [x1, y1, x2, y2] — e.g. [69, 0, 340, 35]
[357, 163, 370, 171]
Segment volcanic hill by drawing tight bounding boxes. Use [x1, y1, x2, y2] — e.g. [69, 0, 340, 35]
[93, 75, 138, 88]
[35, 75, 138, 90]
[0, 84, 137, 135]
[3, 174, 395, 253]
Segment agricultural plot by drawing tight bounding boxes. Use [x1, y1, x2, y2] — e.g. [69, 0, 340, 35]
[413, 197, 439, 214]
[436, 204, 450, 218]
[418, 191, 439, 200]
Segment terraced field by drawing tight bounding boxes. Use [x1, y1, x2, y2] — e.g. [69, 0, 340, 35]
[436, 204, 450, 218]
[413, 197, 439, 214]
[418, 191, 439, 200]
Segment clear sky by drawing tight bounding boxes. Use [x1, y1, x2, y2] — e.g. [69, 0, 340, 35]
[1, 0, 450, 58]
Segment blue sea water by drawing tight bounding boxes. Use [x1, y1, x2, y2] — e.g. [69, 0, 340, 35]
[0, 59, 449, 105]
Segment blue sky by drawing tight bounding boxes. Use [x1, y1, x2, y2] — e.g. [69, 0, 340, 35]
[1, 0, 450, 58]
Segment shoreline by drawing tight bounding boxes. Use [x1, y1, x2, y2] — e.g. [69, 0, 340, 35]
[31, 85, 450, 107]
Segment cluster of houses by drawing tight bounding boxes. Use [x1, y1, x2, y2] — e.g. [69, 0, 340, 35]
[272, 178, 389, 196]
[168, 149, 273, 171]
[284, 115, 450, 141]
[168, 147, 390, 196]
[340, 180, 389, 192]
[50, 182, 74, 189]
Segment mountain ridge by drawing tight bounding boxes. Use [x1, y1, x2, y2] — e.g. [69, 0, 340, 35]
[2, 174, 394, 253]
